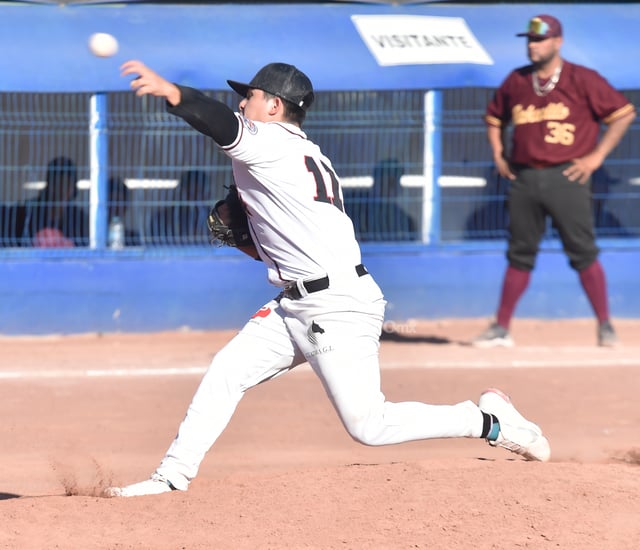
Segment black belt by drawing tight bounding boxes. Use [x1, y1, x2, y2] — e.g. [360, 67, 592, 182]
[513, 161, 571, 170]
[283, 264, 368, 300]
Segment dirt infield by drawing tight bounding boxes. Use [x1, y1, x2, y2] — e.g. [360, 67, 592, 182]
[1, 319, 639, 550]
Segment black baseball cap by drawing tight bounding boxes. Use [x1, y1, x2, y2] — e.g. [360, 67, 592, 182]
[227, 63, 315, 111]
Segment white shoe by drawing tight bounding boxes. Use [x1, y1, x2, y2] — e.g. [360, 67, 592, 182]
[104, 473, 177, 497]
[471, 323, 514, 348]
[598, 320, 619, 347]
[478, 388, 550, 462]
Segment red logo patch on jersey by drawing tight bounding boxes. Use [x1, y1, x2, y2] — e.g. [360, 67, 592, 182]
[251, 306, 271, 319]
[242, 116, 258, 135]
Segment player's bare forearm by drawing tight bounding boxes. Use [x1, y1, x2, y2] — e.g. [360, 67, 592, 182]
[120, 60, 182, 105]
[487, 125, 515, 180]
[487, 125, 504, 161]
[592, 110, 636, 165]
[566, 110, 636, 184]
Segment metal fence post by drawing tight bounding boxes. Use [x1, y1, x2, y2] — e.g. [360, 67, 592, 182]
[89, 93, 108, 249]
[422, 90, 442, 245]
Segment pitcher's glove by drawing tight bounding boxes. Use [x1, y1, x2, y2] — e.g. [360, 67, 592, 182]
[207, 184, 254, 247]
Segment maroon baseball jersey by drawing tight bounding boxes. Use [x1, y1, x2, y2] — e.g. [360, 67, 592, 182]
[486, 61, 635, 167]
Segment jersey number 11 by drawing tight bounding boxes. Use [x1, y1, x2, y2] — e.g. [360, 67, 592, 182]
[305, 156, 344, 212]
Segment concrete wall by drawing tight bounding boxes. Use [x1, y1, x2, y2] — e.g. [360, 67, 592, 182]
[1, 247, 638, 336]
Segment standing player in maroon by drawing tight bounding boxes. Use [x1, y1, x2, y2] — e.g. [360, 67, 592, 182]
[473, 14, 636, 348]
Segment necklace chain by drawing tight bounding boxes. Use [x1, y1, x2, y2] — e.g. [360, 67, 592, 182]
[532, 63, 563, 97]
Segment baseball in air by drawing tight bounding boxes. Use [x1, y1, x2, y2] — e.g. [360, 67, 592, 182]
[88, 33, 119, 58]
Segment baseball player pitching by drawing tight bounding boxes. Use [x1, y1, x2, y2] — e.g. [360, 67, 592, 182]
[473, 14, 636, 349]
[106, 60, 550, 497]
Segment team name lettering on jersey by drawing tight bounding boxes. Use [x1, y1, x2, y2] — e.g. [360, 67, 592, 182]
[512, 102, 570, 125]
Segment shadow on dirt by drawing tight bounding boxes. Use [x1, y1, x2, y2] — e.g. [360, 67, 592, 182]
[0, 492, 22, 500]
[380, 331, 464, 345]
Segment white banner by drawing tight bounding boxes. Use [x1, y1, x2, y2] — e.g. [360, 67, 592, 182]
[351, 15, 493, 67]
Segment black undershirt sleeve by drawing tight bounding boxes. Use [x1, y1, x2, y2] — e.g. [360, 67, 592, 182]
[167, 85, 239, 147]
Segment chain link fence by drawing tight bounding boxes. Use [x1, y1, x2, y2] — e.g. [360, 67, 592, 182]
[1, 87, 638, 253]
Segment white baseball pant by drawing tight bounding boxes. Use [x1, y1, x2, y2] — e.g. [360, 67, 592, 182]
[156, 273, 483, 490]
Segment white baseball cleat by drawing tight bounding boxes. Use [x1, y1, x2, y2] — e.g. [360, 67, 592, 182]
[104, 473, 177, 497]
[478, 388, 551, 462]
[597, 320, 619, 347]
[471, 322, 514, 348]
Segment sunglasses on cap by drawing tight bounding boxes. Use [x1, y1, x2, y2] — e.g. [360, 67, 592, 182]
[527, 18, 549, 36]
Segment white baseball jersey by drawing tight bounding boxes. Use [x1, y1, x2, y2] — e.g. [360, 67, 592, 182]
[221, 114, 362, 285]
